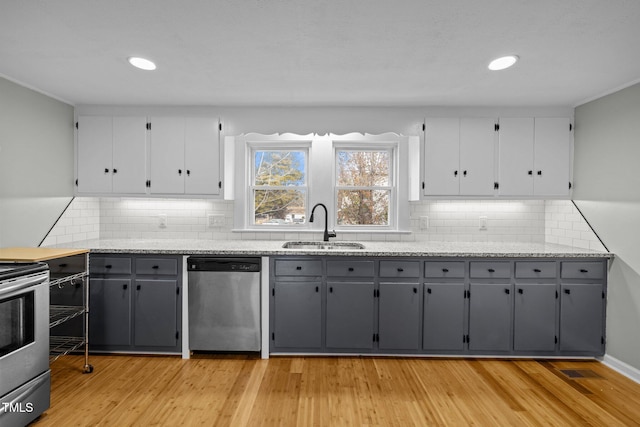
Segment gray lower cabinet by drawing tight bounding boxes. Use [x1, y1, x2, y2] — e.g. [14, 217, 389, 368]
[326, 281, 375, 350]
[468, 283, 513, 352]
[378, 283, 421, 350]
[423, 283, 465, 351]
[560, 283, 605, 354]
[272, 281, 322, 349]
[514, 283, 557, 352]
[89, 254, 182, 353]
[90, 278, 131, 346]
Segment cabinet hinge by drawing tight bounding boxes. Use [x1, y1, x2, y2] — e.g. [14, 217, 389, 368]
[466, 334, 470, 344]
[218, 181, 222, 189]
[555, 290, 558, 299]
[602, 291, 605, 299]
[601, 336, 605, 345]
[494, 182, 499, 190]
[569, 182, 572, 190]
[271, 332, 275, 341]
[570, 123, 573, 131]
[75, 179, 78, 186]
[175, 331, 179, 340]
[272, 288, 275, 296]
[422, 182, 425, 190]
[555, 336, 558, 344]
[176, 287, 180, 295]
[373, 333, 379, 342]
[219, 123, 222, 131]
[75, 121, 78, 129]
[494, 123, 500, 131]
[146, 122, 151, 130]
[146, 180, 151, 188]
[422, 123, 426, 132]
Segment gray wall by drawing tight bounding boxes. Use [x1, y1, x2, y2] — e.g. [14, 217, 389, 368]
[0, 77, 75, 247]
[574, 82, 640, 371]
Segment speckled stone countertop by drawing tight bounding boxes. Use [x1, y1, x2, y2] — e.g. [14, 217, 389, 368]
[52, 239, 612, 258]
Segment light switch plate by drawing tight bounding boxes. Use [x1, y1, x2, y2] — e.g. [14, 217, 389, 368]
[479, 216, 488, 230]
[420, 216, 429, 230]
[208, 214, 225, 228]
[159, 214, 168, 228]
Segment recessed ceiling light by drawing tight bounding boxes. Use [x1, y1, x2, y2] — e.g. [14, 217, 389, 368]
[127, 56, 157, 71]
[488, 55, 519, 71]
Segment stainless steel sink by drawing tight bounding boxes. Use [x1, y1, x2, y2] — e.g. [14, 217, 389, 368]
[282, 241, 365, 250]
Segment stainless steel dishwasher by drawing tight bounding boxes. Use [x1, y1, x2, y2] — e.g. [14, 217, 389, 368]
[187, 257, 261, 352]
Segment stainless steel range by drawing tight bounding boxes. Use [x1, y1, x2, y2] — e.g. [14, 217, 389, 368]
[0, 262, 50, 427]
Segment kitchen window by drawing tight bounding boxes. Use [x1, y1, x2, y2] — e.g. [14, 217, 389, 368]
[334, 147, 394, 227]
[250, 147, 309, 226]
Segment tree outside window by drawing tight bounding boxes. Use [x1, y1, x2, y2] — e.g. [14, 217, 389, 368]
[252, 150, 307, 225]
[335, 149, 392, 226]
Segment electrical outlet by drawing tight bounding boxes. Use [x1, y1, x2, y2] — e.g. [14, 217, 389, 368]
[479, 216, 488, 230]
[420, 216, 429, 230]
[208, 214, 225, 228]
[158, 214, 168, 228]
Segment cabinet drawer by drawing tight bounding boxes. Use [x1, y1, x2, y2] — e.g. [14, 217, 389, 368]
[379, 261, 420, 278]
[425, 261, 465, 279]
[90, 257, 132, 275]
[136, 258, 178, 276]
[561, 261, 605, 279]
[275, 260, 323, 276]
[327, 260, 374, 277]
[515, 261, 557, 279]
[48, 254, 86, 275]
[469, 261, 511, 279]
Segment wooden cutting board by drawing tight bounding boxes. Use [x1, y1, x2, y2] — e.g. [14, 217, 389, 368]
[0, 247, 89, 262]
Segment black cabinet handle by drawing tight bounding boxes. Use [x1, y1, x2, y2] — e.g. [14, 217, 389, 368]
[329, 287, 333, 293]
[463, 170, 467, 177]
[564, 289, 571, 294]
[518, 289, 524, 294]
[348, 267, 354, 272]
[136, 284, 141, 290]
[187, 170, 191, 176]
[427, 288, 432, 294]
[58, 263, 68, 268]
[152, 265, 159, 269]
[413, 287, 418, 294]
[534, 269, 541, 273]
[178, 169, 182, 175]
[537, 170, 542, 176]
[454, 170, 458, 177]
[123, 284, 128, 290]
[442, 268, 449, 273]
[113, 168, 118, 173]
[488, 268, 495, 273]
[104, 168, 109, 173]
[528, 170, 533, 175]
[580, 269, 588, 273]
[105, 264, 112, 269]
[505, 288, 510, 294]
[315, 286, 319, 293]
[397, 268, 404, 272]
[296, 266, 302, 270]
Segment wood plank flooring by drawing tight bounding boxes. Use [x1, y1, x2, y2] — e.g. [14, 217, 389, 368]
[32, 355, 640, 426]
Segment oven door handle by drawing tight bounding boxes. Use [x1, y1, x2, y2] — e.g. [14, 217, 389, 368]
[0, 273, 48, 298]
[0, 371, 49, 415]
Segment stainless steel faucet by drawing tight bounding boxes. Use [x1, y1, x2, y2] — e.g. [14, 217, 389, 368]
[309, 203, 336, 242]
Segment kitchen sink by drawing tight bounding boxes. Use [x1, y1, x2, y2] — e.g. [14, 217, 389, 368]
[282, 241, 365, 250]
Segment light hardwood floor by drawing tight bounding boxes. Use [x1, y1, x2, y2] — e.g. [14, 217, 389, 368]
[32, 355, 640, 426]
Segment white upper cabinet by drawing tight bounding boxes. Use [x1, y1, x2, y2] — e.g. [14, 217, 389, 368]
[149, 117, 221, 195]
[424, 117, 497, 196]
[76, 116, 147, 194]
[498, 117, 571, 197]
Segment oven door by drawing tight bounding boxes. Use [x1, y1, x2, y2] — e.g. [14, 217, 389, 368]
[0, 270, 49, 398]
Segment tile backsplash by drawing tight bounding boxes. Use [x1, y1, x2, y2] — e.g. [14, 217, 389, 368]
[42, 197, 606, 251]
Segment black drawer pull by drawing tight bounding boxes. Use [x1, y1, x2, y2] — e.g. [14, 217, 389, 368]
[580, 269, 588, 273]
[488, 268, 495, 273]
[537, 170, 542, 176]
[105, 264, 112, 269]
[413, 287, 418, 294]
[104, 168, 109, 173]
[152, 265, 159, 269]
[564, 289, 571, 294]
[528, 170, 533, 175]
[315, 286, 319, 293]
[136, 285, 141, 290]
[58, 263, 68, 268]
[348, 267, 354, 272]
[187, 170, 191, 176]
[123, 284, 128, 290]
[329, 287, 333, 293]
[505, 289, 510, 294]
[113, 168, 117, 173]
[427, 288, 432, 294]
[518, 289, 524, 294]
[397, 268, 404, 272]
[533, 269, 541, 273]
[178, 169, 182, 175]
[296, 266, 302, 270]
[442, 268, 449, 273]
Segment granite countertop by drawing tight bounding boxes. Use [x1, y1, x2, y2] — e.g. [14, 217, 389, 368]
[52, 239, 612, 258]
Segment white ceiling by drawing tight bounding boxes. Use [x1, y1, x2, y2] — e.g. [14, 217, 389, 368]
[2, 0, 640, 107]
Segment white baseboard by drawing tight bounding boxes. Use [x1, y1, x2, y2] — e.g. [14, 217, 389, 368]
[602, 354, 640, 384]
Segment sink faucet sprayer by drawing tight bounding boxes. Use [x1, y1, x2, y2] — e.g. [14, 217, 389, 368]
[309, 203, 336, 242]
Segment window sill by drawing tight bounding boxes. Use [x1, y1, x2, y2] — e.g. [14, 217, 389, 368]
[232, 228, 412, 235]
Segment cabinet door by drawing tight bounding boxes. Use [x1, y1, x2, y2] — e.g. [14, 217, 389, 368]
[468, 283, 513, 352]
[326, 282, 375, 350]
[184, 117, 220, 195]
[560, 283, 604, 354]
[533, 117, 571, 196]
[378, 283, 421, 350]
[134, 280, 178, 348]
[498, 118, 534, 196]
[459, 118, 496, 196]
[77, 116, 113, 193]
[273, 281, 322, 349]
[89, 278, 132, 346]
[423, 283, 465, 351]
[149, 117, 186, 194]
[112, 116, 147, 194]
[424, 118, 460, 195]
[514, 283, 557, 352]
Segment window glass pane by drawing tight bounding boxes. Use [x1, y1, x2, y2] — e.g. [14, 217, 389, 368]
[336, 189, 389, 226]
[254, 189, 306, 225]
[336, 150, 390, 186]
[254, 151, 306, 186]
